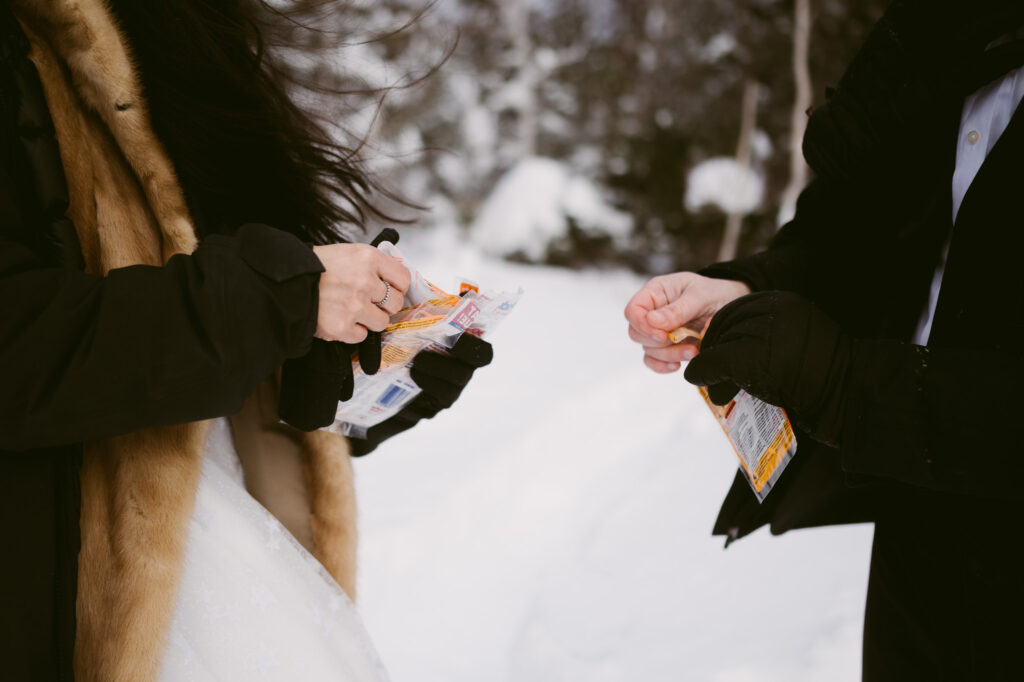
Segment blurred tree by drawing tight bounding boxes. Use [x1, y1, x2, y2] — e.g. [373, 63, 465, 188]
[277, 0, 890, 271]
[778, 0, 813, 227]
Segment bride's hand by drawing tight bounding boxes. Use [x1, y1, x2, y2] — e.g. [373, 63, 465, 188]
[311, 244, 411, 343]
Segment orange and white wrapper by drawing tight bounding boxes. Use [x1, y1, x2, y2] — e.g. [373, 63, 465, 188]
[675, 324, 797, 502]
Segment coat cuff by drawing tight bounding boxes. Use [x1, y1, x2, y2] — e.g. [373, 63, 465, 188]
[233, 223, 323, 360]
[235, 223, 325, 283]
[698, 243, 810, 293]
[839, 339, 938, 489]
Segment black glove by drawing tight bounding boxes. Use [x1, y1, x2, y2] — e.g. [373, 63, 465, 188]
[278, 339, 356, 431]
[278, 228, 399, 431]
[349, 333, 493, 456]
[683, 291, 853, 446]
[356, 227, 401, 372]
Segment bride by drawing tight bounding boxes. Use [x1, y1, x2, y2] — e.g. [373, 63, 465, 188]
[0, 0, 489, 679]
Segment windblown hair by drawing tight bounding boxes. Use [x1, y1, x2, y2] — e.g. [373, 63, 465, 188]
[108, 0, 414, 244]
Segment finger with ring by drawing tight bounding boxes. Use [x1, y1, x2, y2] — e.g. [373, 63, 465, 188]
[372, 280, 392, 307]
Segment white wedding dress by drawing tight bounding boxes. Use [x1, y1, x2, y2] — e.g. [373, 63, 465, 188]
[158, 419, 390, 682]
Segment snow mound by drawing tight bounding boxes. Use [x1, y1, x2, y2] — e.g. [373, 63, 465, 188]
[471, 157, 632, 260]
[701, 32, 738, 63]
[685, 157, 764, 215]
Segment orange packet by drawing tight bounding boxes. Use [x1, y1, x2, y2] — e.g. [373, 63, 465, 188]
[675, 324, 797, 502]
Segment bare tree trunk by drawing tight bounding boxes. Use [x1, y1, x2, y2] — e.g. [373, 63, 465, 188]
[504, 0, 537, 158]
[717, 77, 760, 262]
[777, 0, 813, 227]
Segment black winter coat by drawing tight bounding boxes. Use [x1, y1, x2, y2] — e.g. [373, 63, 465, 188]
[704, 1, 1024, 677]
[0, 6, 324, 679]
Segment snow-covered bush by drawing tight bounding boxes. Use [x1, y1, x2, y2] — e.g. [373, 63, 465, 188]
[470, 158, 632, 263]
[684, 157, 764, 215]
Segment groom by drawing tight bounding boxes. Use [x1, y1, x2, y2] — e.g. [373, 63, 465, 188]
[626, 1, 1024, 678]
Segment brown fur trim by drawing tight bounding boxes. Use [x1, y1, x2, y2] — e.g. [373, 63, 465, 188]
[230, 376, 360, 599]
[304, 430, 359, 599]
[16, 7, 207, 679]
[76, 424, 209, 682]
[20, 25, 103, 270]
[13, 0, 196, 261]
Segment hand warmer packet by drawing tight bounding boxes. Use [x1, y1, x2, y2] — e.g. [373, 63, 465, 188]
[670, 325, 798, 503]
[330, 242, 521, 439]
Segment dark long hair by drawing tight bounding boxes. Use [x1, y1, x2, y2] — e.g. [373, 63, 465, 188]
[109, 0, 418, 244]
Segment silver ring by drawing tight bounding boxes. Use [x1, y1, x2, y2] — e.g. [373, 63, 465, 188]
[372, 280, 391, 307]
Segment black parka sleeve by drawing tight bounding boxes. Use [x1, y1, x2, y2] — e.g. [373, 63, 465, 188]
[695, 177, 1024, 498]
[0, 222, 324, 451]
[698, 179, 837, 294]
[693, 152, 1023, 498]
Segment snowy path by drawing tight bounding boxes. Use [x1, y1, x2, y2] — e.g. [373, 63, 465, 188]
[354, 236, 873, 682]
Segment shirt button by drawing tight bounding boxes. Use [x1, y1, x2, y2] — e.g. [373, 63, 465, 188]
[967, 130, 981, 144]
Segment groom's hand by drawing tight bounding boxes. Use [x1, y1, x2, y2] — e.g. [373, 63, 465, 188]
[624, 272, 750, 373]
[683, 291, 853, 446]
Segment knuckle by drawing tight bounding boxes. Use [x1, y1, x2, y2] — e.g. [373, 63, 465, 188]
[646, 275, 665, 286]
[353, 279, 373, 297]
[359, 245, 381, 264]
[344, 245, 373, 268]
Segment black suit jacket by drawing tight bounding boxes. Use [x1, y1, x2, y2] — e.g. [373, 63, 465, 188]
[703, 0, 1024, 539]
[701, 6, 1024, 672]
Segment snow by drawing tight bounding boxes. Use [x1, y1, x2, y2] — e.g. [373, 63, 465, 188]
[470, 157, 633, 260]
[701, 33, 738, 63]
[685, 157, 765, 215]
[655, 108, 675, 128]
[463, 106, 498, 161]
[777, 202, 798, 229]
[751, 130, 774, 162]
[354, 232, 873, 682]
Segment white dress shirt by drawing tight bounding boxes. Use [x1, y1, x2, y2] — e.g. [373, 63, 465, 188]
[911, 54, 1024, 345]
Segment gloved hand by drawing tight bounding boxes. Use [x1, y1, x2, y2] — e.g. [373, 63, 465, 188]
[278, 339, 363, 431]
[278, 228, 399, 432]
[683, 291, 853, 446]
[349, 333, 493, 456]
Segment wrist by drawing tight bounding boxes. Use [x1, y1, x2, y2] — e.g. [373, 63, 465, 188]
[717, 279, 752, 303]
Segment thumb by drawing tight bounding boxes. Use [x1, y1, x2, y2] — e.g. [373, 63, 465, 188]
[683, 345, 735, 387]
[358, 331, 382, 375]
[450, 334, 493, 368]
[647, 294, 708, 334]
[707, 382, 740, 406]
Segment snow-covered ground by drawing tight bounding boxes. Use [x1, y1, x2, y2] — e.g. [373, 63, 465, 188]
[354, 230, 873, 682]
